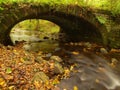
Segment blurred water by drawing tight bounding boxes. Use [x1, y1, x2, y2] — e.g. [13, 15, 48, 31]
[58, 53, 120, 90]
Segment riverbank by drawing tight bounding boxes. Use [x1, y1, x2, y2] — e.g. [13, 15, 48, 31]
[0, 42, 120, 89]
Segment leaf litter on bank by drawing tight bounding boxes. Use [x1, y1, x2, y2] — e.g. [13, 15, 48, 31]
[2, 43, 63, 90]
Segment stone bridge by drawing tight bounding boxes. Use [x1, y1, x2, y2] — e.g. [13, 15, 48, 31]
[0, 3, 119, 48]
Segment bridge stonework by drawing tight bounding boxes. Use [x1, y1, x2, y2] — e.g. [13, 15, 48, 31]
[0, 3, 119, 48]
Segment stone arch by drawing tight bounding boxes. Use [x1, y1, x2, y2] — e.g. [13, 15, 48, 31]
[0, 4, 107, 45]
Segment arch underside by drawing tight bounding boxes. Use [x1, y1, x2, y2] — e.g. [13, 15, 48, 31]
[0, 6, 106, 45]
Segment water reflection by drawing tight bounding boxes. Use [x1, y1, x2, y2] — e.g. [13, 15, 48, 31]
[23, 40, 59, 53]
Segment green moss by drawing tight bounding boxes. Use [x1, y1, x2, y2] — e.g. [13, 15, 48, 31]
[111, 0, 120, 15]
[0, 7, 4, 11]
[0, 0, 120, 16]
[96, 16, 107, 24]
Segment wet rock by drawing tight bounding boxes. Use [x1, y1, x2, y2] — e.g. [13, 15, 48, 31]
[111, 58, 118, 62]
[32, 72, 49, 83]
[46, 53, 52, 58]
[100, 48, 108, 54]
[74, 42, 78, 46]
[35, 56, 44, 64]
[84, 42, 92, 48]
[23, 44, 31, 51]
[54, 62, 64, 74]
[70, 42, 74, 45]
[78, 42, 83, 46]
[21, 57, 34, 64]
[50, 56, 63, 62]
[54, 47, 61, 52]
[111, 58, 118, 66]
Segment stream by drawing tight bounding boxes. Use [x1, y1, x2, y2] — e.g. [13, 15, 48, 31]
[10, 29, 120, 90]
[57, 52, 120, 90]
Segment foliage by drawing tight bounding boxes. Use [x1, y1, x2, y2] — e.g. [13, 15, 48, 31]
[11, 19, 60, 41]
[96, 16, 107, 24]
[0, 7, 3, 11]
[12, 19, 60, 32]
[0, 0, 120, 15]
[111, 0, 120, 15]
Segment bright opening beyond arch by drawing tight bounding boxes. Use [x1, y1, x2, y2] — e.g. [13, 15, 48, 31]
[10, 19, 62, 44]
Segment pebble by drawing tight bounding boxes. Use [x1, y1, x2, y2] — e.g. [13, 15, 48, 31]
[46, 53, 52, 57]
[35, 56, 44, 64]
[54, 47, 61, 51]
[84, 42, 92, 48]
[111, 58, 118, 65]
[54, 62, 64, 74]
[32, 72, 49, 83]
[70, 42, 74, 45]
[100, 48, 108, 54]
[50, 56, 63, 62]
[23, 44, 31, 51]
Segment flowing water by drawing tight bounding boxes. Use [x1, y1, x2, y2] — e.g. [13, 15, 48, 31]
[57, 52, 120, 90]
[10, 29, 120, 90]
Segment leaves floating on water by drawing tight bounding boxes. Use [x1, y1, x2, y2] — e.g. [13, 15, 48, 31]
[74, 86, 78, 90]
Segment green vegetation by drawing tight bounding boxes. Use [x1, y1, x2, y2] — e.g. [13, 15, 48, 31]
[0, 0, 120, 15]
[111, 0, 120, 15]
[11, 19, 60, 40]
[96, 16, 107, 24]
[13, 19, 59, 33]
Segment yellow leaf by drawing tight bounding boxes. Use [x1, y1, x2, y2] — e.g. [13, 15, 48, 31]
[64, 69, 70, 74]
[50, 63, 55, 69]
[34, 81, 42, 89]
[110, 63, 116, 68]
[95, 79, 100, 83]
[63, 89, 67, 90]
[70, 65, 74, 71]
[74, 86, 78, 90]
[20, 58, 25, 63]
[0, 77, 6, 87]
[52, 78, 60, 85]
[72, 51, 79, 55]
[8, 86, 15, 90]
[13, 50, 17, 52]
